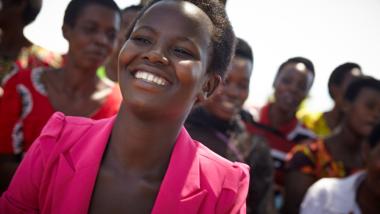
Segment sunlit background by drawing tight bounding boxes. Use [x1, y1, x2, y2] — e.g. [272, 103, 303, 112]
[25, 0, 380, 112]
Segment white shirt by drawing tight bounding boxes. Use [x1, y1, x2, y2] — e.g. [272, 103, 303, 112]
[301, 171, 366, 214]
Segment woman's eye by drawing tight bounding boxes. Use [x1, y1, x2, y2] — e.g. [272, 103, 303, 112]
[106, 31, 117, 42]
[238, 83, 249, 90]
[80, 25, 97, 34]
[365, 100, 376, 111]
[173, 47, 194, 58]
[131, 36, 151, 45]
[297, 83, 308, 91]
[281, 77, 292, 85]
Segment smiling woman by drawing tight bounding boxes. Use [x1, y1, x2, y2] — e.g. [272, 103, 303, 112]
[0, 0, 250, 213]
[118, 0, 216, 121]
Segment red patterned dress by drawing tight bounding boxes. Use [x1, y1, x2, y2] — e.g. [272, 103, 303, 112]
[1, 44, 62, 85]
[0, 67, 122, 156]
[246, 103, 316, 185]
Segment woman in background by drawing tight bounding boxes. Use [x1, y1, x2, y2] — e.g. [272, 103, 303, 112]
[301, 122, 380, 214]
[0, 0, 121, 192]
[284, 76, 380, 214]
[0, 0, 61, 95]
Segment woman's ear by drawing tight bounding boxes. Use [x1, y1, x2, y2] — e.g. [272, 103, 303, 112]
[195, 73, 221, 105]
[62, 24, 70, 41]
[330, 85, 340, 100]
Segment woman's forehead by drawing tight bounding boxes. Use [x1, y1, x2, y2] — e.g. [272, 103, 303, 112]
[137, 1, 212, 33]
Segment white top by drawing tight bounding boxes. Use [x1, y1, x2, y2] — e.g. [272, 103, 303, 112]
[301, 171, 366, 214]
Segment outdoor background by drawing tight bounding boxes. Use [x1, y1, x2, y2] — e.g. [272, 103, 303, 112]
[25, 0, 380, 112]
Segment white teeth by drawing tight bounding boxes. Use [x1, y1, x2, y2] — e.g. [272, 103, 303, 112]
[221, 101, 235, 109]
[134, 71, 168, 86]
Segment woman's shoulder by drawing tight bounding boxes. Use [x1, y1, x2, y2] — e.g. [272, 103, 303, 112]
[301, 172, 365, 213]
[2, 67, 46, 91]
[195, 140, 249, 183]
[191, 141, 249, 212]
[35, 112, 114, 154]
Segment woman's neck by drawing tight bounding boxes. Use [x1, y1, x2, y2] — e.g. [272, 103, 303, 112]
[357, 176, 380, 213]
[269, 103, 295, 129]
[59, 59, 103, 97]
[324, 105, 343, 130]
[108, 104, 183, 174]
[337, 124, 364, 152]
[325, 125, 364, 167]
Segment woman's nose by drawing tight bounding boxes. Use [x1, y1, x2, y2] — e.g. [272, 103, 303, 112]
[94, 31, 111, 47]
[224, 83, 240, 98]
[143, 46, 169, 65]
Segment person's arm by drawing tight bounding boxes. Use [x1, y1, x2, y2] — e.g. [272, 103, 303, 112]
[232, 163, 250, 214]
[283, 170, 316, 214]
[282, 146, 317, 214]
[246, 136, 275, 214]
[215, 162, 250, 214]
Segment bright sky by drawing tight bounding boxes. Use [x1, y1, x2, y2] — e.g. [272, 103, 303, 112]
[25, 0, 380, 112]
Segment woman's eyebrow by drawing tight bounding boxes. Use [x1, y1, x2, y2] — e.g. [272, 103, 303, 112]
[132, 25, 156, 33]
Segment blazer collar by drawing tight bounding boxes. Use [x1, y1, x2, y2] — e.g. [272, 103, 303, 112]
[151, 128, 208, 214]
[50, 116, 115, 213]
[52, 118, 206, 213]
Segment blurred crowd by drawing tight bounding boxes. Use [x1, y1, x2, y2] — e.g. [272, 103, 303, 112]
[1, 0, 380, 214]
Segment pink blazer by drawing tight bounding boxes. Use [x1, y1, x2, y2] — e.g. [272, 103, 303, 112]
[0, 112, 249, 214]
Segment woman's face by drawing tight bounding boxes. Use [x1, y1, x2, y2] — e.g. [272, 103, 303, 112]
[344, 88, 380, 137]
[118, 1, 217, 120]
[334, 68, 362, 108]
[204, 56, 252, 121]
[64, 4, 120, 70]
[273, 62, 314, 113]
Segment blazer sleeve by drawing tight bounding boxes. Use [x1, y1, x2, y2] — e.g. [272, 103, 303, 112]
[216, 162, 250, 214]
[0, 113, 65, 213]
[233, 163, 250, 214]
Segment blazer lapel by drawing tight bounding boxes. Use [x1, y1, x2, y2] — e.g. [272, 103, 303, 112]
[151, 128, 208, 214]
[48, 116, 115, 214]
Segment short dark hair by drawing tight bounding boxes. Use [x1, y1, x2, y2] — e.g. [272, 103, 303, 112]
[123, 4, 143, 13]
[278, 57, 315, 76]
[22, 0, 42, 26]
[328, 62, 362, 99]
[368, 122, 380, 149]
[344, 76, 380, 103]
[63, 0, 121, 27]
[275, 57, 315, 87]
[235, 37, 253, 65]
[129, 0, 235, 78]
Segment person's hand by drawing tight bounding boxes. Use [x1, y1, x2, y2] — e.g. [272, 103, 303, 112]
[0, 86, 3, 97]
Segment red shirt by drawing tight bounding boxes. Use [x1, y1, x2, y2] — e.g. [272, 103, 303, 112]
[0, 67, 122, 155]
[246, 103, 315, 185]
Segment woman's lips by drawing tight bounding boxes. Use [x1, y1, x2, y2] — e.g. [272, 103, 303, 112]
[134, 70, 168, 86]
